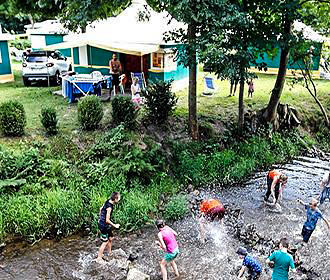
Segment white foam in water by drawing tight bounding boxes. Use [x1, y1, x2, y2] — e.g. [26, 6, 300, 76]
[72, 252, 94, 280]
[205, 222, 229, 259]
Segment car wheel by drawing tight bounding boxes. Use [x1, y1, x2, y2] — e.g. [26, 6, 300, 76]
[23, 77, 31, 86]
[53, 71, 61, 86]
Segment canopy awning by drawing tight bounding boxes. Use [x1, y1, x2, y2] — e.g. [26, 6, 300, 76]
[43, 39, 160, 56]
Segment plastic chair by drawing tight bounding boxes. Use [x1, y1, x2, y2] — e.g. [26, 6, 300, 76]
[131, 72, 147, 92]
[203, 76, 217, 96]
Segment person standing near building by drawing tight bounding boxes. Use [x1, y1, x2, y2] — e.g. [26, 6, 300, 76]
[297, 198, 330, 243]
[247, 79, 255, 98]
[155, 220, 180, 280]
[319, 171, 330, 205]
[109, 53, 122, 95]
[264, 170, 288, 206]
[266, 238, 296, 280]
[96, 192, 121, 263]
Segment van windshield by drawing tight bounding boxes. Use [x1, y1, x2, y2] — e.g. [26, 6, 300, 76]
[26, 56, 48, 63]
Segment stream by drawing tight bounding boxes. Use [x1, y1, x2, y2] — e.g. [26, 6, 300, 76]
[0, 155, 329, 280]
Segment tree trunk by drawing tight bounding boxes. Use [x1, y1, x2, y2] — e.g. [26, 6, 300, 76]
[238, 68, 245, 130]
[263, 16, 293, 123]
[303, 68, 330, 127]
[188, 24, 198, 140]
[312, 95, 330, 127]
[28, 14, 35, 29]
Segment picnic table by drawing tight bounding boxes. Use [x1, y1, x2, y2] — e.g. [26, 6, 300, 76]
[62, 74, 112, 103]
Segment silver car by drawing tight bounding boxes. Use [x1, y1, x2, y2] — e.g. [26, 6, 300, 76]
[22, 51, 71, 86]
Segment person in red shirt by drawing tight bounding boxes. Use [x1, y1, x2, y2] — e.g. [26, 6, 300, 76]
[264, 170, 288, 206]
[198, 198, 225, 243]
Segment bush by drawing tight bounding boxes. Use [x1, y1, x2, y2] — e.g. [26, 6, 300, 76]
[77, 96, 103, 130]
[40, 107, 58, 135]
[144, 80, 177, 124]
[112, 95, 137, 129]
[0, 101, 26, 136]
[10, 38, 31, 50]
[164, 194, 188, 221]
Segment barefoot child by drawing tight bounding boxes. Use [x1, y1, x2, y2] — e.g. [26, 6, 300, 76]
[156, 220, 180, 280]
[96, 192, 121, 262]
[297, 198, 330, 243]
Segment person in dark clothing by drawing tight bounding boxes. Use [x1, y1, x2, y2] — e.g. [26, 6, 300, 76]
[96, 192, 121, 262]
[237, 247, 262, 280]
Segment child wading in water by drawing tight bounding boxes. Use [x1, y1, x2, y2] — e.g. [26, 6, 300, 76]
[96, 192, 121, 263]
[155, 219, 180, 280]
[247, 79, 254, 98]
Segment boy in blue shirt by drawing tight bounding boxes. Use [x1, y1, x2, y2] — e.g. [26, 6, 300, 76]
[237, 247, 262, 280]
[297, 198, 330, 243]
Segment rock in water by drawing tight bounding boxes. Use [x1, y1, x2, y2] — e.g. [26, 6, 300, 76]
[127, 268, 150, 280]
[88, 249, 129, 280]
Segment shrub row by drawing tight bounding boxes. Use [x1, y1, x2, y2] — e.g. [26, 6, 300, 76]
[0, 80, 177, 136]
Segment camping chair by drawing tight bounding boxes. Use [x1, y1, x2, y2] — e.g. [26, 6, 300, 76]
[131, 72, 147, 92]
[203, 76, 217, 96]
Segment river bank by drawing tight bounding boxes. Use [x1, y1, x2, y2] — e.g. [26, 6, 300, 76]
[0, 123, 317, 245]
[1, 153, 329, 280]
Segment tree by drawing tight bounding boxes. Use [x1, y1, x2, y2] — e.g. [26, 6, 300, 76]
[261, 0, 330, 124]
[0, 0, 60, 32]
[292, 43, 329, 127]
[200, 0, 270, 130]
[148, 0, 228, 140]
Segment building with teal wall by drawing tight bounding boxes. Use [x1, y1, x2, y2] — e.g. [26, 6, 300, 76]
[0, 34, 14, 83]
[42, 0, 189, 89]
[254, 42, 322, 71]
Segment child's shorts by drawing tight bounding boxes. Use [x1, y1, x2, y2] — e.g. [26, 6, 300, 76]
[164, 248, 179, 262]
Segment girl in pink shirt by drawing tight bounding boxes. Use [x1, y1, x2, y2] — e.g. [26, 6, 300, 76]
[156, 220, 180, 280]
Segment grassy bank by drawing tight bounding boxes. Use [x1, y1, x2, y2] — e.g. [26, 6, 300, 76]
[0, 126, 312, 243]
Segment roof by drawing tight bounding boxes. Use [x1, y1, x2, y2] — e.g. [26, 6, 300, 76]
[25, 20, 68, 35]
[43, 0, 184, 56]
[294, 21, 329, 43]
[0, 34, 14, 41]
[85, 0, 185, 45]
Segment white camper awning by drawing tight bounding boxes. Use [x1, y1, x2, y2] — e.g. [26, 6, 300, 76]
[43, 39, 160, 56]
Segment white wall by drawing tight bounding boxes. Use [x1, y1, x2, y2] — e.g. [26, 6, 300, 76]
[31, 35, 46, 49]
[79, 45, 88, 66]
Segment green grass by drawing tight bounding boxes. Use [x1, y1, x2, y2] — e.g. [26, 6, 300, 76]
[176, 72, 330, 126]
[0, 70, 114, 146]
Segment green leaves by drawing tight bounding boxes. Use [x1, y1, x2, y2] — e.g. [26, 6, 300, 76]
[77, 95, 104, 131]
[0, 100, 26, 137]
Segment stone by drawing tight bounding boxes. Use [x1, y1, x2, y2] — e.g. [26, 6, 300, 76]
[126, 268, 150, 280]
[193, 190, 200, 196]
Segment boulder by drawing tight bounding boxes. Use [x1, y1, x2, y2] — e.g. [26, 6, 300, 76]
[127, 268, 150, 280]
[87, 249, 129, 280]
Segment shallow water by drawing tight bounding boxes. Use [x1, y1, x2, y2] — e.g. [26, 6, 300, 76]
[1, 155, 329, 280]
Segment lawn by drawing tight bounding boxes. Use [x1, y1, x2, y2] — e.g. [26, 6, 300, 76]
[0, 65, 329, 147]
[176, 71, 330, 126]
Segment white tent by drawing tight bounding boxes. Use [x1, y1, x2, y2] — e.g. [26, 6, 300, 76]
[44, 0, 184, 56]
